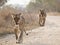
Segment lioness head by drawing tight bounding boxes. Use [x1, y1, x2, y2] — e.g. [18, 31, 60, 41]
[11, 13, 21, 25]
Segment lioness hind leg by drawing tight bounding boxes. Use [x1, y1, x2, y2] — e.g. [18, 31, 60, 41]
[23, 28, 28, 35]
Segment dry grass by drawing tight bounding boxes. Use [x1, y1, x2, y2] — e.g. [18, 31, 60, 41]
[0, 6, 60, 35]
[47, 12, 60, 16]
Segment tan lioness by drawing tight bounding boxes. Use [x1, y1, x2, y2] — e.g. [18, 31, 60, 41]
[11, 13, 28, 43]
[39, 9, 46, 26]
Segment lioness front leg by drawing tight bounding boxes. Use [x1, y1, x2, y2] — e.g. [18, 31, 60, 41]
[14, 28, 18, 40]
[42, 18, 46, 26]
[16, 30, 23, 44]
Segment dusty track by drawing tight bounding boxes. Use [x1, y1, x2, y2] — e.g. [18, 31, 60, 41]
[0, 16, 60, 45]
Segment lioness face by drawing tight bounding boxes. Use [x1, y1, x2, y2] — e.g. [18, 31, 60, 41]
[12, 13, 21, 25]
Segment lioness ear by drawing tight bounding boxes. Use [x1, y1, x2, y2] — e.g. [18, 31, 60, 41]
[39, 9, 41, 14]
[11, 14, 14, 18]
[11, 14, 15, 18]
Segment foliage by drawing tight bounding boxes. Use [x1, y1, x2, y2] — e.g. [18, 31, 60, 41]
[0, 0, 7, 6]
[26, 0, 60, 12]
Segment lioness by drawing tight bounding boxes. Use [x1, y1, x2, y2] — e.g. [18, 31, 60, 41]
[39, 9, 46, 26]
[11, 13, 28, 43]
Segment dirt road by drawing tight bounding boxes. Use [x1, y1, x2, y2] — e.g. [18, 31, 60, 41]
[0, 16, 60, 45]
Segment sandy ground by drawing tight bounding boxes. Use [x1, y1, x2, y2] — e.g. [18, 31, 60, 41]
[0, 16, 60, 45]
